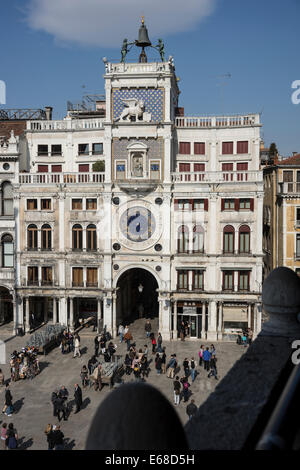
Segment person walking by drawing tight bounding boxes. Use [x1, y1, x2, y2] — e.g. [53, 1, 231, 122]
[5, 423, 18, 450]
[73, 335, 81, 358]
[207, 354, 218, 380]
[173, 376, 181, 406]
[190, 357, 196, 382]
[203, 347, 211, 371]
[74, 384, 82, 413]
[124, 329, 133, 351]
[56, 395, 67, 422]
[210, 344, 216, 355]
[155, 353, 162, 375]
[51, 390, 59, 418]
[198, 345, 204, 367]
[167, 354, 177, 379]
[183, 358, 190, 377]
[80, 365, 89, 388]
[145, 319, 152, 338]
[247, 328, 253, 346]
[92, 364, 103, 391]
[53, 425, 64, 450]
[186, 400, 198, 420]
[161, 349, 167, 374]
[3, 384, 13, 416]
[157, 333, 163, 353]
[94, 335, 100, 357]
[151, 335, 157, 354]
[118, 324, 125, 343]
[1, 423, 7, 450]
[179, 321, 185, 341]
[181, 376, 190, 403]
[99, 334, 106, 355]
[45, 424, 56, 450]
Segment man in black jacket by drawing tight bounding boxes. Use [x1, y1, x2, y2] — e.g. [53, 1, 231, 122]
[56, 395, 67, 421]
[4, 384, 13, 416]
[207, 354, 218, 380]
[74, 383, 82, 414]
[173, 376, 181, 406]
[51, 390, 58, 417]
[186, 399, 198, 420]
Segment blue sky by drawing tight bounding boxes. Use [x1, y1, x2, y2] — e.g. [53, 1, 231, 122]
[0, 0, 299, 155]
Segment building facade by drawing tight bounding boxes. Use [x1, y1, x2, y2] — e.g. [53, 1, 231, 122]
[1, 41, 264, 340]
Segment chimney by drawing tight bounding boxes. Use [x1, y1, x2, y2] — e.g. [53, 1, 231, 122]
[45, 106, 53, 120]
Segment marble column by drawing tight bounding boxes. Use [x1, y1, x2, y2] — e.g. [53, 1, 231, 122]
[112, 293, 117, 338]
[53, 298, 57, 324]
[173, 300, 178, 340]
[25, 297, 30, 333]
[248, 304, 252, 328]
[201, 302, 206, 339]
[217, 302, 223, 339]
[69, 297, 74, 332]
[207, 300, 218, 341]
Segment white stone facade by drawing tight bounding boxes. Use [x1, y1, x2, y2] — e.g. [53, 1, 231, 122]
[1, 58, 263, 340]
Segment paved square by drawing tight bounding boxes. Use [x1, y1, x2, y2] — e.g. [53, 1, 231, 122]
[0, 319, 245, 450]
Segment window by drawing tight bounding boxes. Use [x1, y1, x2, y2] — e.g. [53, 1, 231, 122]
[150, 162, 160, 179]
[51, 165, 62, 173]
[72, 199, 82, 210]
[2, 234, 13, 267]
[41, 224, 52, 250]
[192, 270, 204, 290]
[192, 226, 204, 253]
[239, 199, 251, 210]
[223, 199, 235, 210]
[27, 224, 38, 250]
[237, 141, 249, 154]
[223, 271, 234, 291]
[194, 163, 205, 172]
[92, 143, 103, 155]
[116, 162, 126, 179]
[193, 199, 205, 210]
[179, 142, 191, 155]
[41, 199, 51, 210]
[239, 225, 250, 253]
[51, 145, 62, 156]
[38, 165, 48, 173]
[238, 271, 250, 291]
[37, 145, 48, 156]
[296, 234, 300, 258]
[79, 164, 89, 172]
[223, 225, 235, 253]
[178, 226, 189, 253]
[87, 224, 97, 251]
[72, 224, 83, 250]
[222, 142, 233, 155]
[42, 266, 53, 286]
[175, 199, 190, 210]
[72, 267, 83, 287]
[179, 163, 191, 172]
[27, 199, 37, 210]
[28, 266, 38, 285]
[194, 143, 205, 155]
[283, 171, 293, 182]
[237, 162, 248, 181]
[177, 270, 188, 290]
[87, 268, 98, 287]
[296, 208, 300, 226]
[78, 144, 89, 155]
[2, 182, 13, 215]
[86, 199, 97, 210]
[222, 163, 233, 181]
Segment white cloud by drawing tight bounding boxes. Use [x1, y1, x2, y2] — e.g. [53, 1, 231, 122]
[25, 0, 216, 48]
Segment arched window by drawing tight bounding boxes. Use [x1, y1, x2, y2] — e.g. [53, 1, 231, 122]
[2, 234, 13, 267]
[27, 224, 38, 250]
[192, 226, 204, 253]
[2, 182, 13, 216]
[239, 225, 250, 253]
[72, 224, 83, 250]
[87, 224, 97, 251]
[41, 224, 52, 250]
[177, 225, 189, 253]
[223, 225, 235, 253]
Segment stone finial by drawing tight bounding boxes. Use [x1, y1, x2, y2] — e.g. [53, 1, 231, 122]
[85, 382, 188, 450]
[261, 267, 300, 338]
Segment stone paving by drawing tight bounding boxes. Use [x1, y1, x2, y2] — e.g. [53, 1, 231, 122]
[0, 318, 246, 450]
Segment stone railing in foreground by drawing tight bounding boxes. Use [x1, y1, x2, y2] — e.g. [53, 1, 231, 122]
[175, 113, 260, 128]
[85, 267, 300, 450]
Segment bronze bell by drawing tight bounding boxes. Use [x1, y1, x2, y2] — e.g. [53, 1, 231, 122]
[136, 23, 152, 48]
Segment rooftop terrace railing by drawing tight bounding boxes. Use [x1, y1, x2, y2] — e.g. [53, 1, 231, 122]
[27, 118, 105, 132]
[19, 172, 105, 185]
[175, 114, 260, 128]
[172, 170, 263, 183]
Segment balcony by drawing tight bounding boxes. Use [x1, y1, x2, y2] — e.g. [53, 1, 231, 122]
[27, 118, 105, 132]
[175, 113, 260, 128]
[278, 182, 300, 195]
[172, 171, 263, 184]
[19, 172, 105, 185]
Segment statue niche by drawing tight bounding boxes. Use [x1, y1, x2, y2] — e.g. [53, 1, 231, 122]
[132, 153, 144, 177]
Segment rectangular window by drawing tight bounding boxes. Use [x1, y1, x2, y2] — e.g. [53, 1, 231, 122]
[222, 142, 234, 155]
[79, 164, 89, 172]
[41, 199, 51, 210]
[237, 162, 248, 181]
[51, 165, 62, 173]
[78, 143, 89, 155]
[194, 143, 205, 155]
[28, 266, 38, 285]
[51, 144, 62, 156]
[222, 162, 233, 181]
[72, 267, 83, 287]
[42, 266, 53, 285]
[224, 199, 235, 210]
[86, 199, 97, 210]
[238, 271, 250, 291]
[239, 199, 251, 210]
[116, 162, 126, 180]
[38, 165, 48, 173]
[194, 163, 205, 172]
[283, 171, 293, 182]
[27, 199, 37, 210]
[92, 143, 103, 155]
[72, 199, 82, 210]
[37, 145, 48, 156]
[177, 270, 188, 290]
[296, 234, 300, 257]
[237, 141, 249, 154]
[192, 270, 204, 290]
[177, 199, 190, 210]
[193, 199, 205, 210]
[296, 208, 300, 226]
[3, 242, 13, 267]
[179, 142, 191, 155]
[224, 232, 234, 253]
[87, 268, 98, 287]
[223, 271, 234, 291]
[179, 163, 191, 172]
[150, 162, 160, 180]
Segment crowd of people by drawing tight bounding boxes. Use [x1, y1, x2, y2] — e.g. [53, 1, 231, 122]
[9, 347, 40, 382]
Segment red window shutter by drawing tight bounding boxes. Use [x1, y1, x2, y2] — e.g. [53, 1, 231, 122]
[179, 142, 191, 155]
[194, 163, 205, 172]
[235, 199, 239, 211]
[221, 199, 225, 211]
[194, 142, 205, 155]
[222, 163, 233, 171]
[204, 199, 208, 211]
[51, 165, 62, 172]
[250, 199, 254, 211]
[79, 164, 89, 172]
[237, 162, 248, 171]
[237, 141, 249, 154]
[222, 142, 233, 155]
[38, 165, 48, 172]
[174, 199, 179, 210]
[179, 163, 190, 172]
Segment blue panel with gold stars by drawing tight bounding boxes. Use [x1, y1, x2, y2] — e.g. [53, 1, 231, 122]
[113, 88, 164, 123]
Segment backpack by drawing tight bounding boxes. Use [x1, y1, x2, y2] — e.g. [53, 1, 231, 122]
[191, 361, 195, 369]
[183, 381, 189, 390]
[7, 435, 17, 449]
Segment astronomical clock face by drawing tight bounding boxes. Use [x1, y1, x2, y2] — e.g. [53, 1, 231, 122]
[120, 207, 156, 242]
